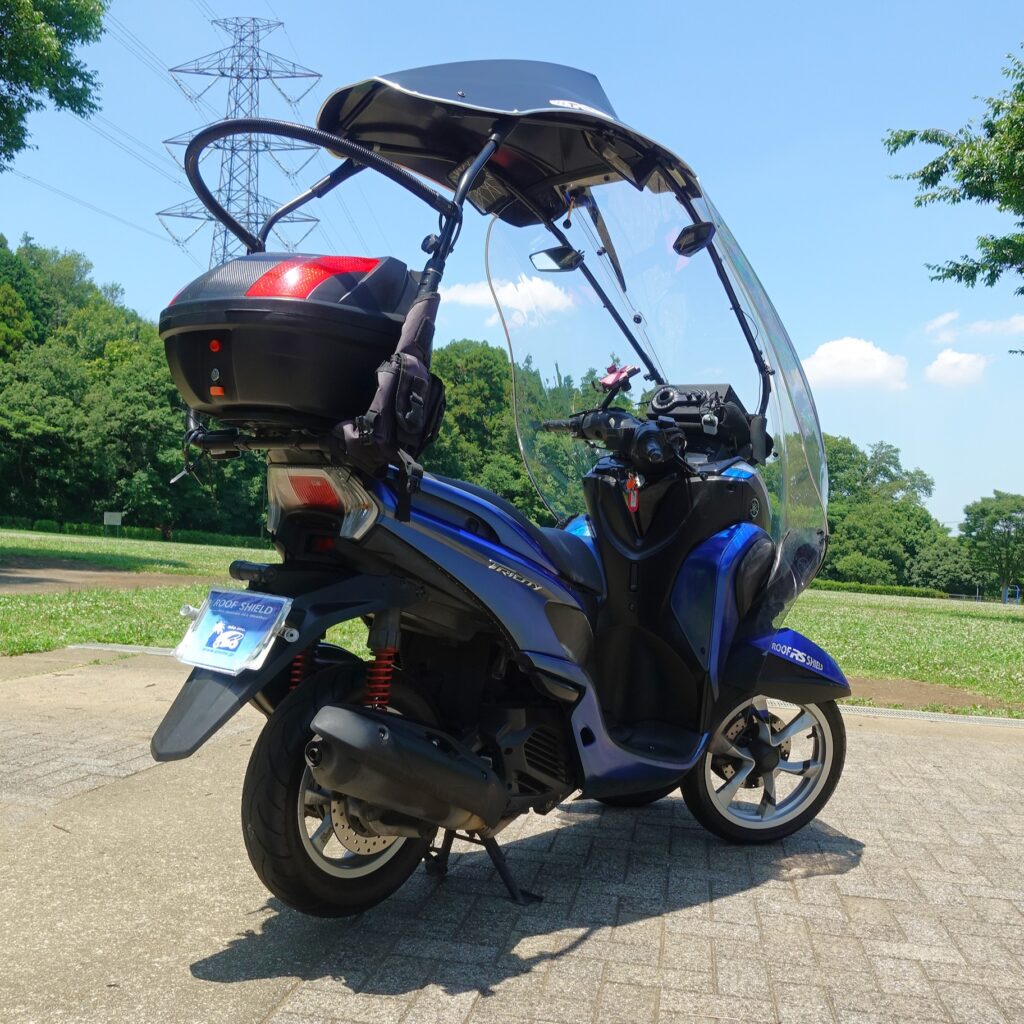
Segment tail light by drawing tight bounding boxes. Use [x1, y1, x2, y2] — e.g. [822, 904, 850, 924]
[267, 466, 378, 540]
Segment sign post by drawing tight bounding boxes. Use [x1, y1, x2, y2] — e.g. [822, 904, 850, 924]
[103, 511, 123, 537]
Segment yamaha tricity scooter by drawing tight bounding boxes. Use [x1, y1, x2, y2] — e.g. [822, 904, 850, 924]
[152, 60, 849, 916]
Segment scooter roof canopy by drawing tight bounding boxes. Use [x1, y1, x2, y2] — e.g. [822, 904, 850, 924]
[317, 59, 700, 227]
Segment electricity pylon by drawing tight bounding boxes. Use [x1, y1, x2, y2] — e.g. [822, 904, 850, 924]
[158, 16, 321, 267]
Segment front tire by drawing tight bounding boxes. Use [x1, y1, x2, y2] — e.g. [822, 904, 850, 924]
[241, 660, 436, 917]
[682, 697, 845, 843]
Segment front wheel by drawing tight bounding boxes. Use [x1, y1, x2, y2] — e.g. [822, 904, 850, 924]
[241, 661, 436, 917]
[682, 697, 845, 843]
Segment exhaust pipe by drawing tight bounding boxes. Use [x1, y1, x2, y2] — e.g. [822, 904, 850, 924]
[306, 706, 507, 833]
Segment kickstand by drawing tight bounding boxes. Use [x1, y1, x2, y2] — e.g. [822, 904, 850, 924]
[423, 830, 541, 905]
[481, 836, 542, 906]
[424, 829, 455, 877]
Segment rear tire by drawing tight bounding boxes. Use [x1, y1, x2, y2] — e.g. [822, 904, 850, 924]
[241, 659, 436, 917]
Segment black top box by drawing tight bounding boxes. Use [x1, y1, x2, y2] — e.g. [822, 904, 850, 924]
[160, 253, 418, 430]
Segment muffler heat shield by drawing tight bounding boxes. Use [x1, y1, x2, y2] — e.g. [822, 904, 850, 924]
[307, 706, 507, 832]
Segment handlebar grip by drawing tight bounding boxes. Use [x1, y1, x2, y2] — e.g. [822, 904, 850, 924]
[642, 437, 667, 463]
[540, 419, 574, 433]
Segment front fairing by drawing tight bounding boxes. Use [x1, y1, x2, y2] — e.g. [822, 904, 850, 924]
[483, 178, 828, 619]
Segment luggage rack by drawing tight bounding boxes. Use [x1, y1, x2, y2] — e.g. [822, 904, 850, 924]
[172, 418, 337, 483]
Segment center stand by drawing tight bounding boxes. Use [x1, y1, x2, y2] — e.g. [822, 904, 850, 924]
[424, 830, 542, 905]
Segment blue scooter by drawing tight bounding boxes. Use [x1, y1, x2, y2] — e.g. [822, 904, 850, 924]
[152, 60, 848, 917]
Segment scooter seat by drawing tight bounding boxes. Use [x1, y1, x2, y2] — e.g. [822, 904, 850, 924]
[538, 526, 604, 595]
[431, 476, 604, 594]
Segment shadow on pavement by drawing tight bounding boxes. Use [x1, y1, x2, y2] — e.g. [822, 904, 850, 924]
[191, 805, 863, 997]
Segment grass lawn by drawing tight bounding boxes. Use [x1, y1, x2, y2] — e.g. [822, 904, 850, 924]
[0, 529, 275, 577]
[0, 584, 368, 657]
[3, 531, 1022, 711]
[787, 590, 1024, 707]
[0, 530, 365, 656]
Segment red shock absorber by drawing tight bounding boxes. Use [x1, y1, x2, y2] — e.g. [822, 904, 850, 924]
[289, 648, 310, 689]
[365, 647, 397, 709]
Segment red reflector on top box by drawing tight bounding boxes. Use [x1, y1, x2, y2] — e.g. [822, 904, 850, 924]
[246, 256, 381, 299]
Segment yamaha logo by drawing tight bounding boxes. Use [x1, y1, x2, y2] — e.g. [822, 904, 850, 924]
[750, 498, 761, 519]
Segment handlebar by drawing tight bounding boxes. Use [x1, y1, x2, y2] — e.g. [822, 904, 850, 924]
[539, 409, 685, 470]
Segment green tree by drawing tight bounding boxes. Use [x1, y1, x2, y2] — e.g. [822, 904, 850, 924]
[960, 491, 1024, 592]
[17, 235, 99, 329]
[0, 283, 36, 359]
[823, 434, 870, 503]
[821, 434, 945, 586]
[884, 46, 1024, 295]
[0, 337, 92, 518]
[0, 1, 107, 169]
[831, 551, 898, 586]
[910, 535, 986, 594]
[424, 338, 593, 524]
[0, 236, 45, 347]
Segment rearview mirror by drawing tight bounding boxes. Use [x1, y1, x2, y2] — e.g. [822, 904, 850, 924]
[530, 246, 583, 272]
[672, 221, 716, 257]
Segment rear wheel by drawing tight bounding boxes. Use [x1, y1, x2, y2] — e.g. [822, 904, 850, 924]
[682, 697, 845, 843]
[241, 660, 436, 917]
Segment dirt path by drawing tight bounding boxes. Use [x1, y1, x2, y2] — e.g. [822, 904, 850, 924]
[848, 675, 1018, 711]
[0, 555, 212, 595]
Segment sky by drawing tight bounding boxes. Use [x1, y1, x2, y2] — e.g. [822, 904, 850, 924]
[2, 0, 1023, 529]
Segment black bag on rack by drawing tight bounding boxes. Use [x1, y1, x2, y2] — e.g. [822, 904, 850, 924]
[333, 291, 446, 518]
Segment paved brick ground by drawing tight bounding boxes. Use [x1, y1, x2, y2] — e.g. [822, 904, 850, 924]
[1, 651, 1023, 1023]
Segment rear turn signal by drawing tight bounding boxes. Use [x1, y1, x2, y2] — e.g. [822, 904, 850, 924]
[245, 256, 381, 299]
[266, 465, 378, 540]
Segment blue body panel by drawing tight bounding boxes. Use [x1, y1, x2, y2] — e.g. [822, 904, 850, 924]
[671, 523, 770, 697]
[746, 628, 848, 688]
[721, 463, 755, 480]
[374, 479, 585, 662]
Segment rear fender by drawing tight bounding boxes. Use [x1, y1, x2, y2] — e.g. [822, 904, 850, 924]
[150, 573, 421, 761]
[720, 627, 851, 707]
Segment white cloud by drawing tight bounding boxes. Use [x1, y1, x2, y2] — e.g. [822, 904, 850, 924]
[924, 348, 991, 387]
[441, 275, 574, 328]
[924, 310, 959, 345]
[966, 314, 1024, 336]
[802, 337, 909, 391]
[440, 280, 496, 308]
[925, 311, 959, 333]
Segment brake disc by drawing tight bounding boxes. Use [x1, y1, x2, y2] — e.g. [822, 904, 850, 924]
[713, 710, 792, 786]
[329, 798, 399, 855]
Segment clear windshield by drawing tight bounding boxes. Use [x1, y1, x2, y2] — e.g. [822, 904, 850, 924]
[484, 177, 829, 614]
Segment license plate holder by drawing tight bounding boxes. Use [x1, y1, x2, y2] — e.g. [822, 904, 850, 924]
[175, 589, 293, 677]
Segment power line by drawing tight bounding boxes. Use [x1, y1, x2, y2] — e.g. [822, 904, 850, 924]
[190, 0, 220, 21]
[9, 169, 203, 268]
[74, 114, 186, 188]
[105, 13, 220, 119]
[93, 113, 182, 170]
